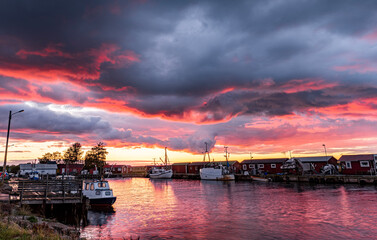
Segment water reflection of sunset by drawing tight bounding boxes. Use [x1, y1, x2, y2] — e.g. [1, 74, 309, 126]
[81, 179, 377, 239]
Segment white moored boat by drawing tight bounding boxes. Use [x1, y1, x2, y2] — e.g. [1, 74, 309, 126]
[83, 179, 116, 206]
[150, 147, 173, 179]
[200, 144, 235, 181]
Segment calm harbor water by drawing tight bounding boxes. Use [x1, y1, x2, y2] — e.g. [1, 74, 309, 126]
[80, 178, 377, 239]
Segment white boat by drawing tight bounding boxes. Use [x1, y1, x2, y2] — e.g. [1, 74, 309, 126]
[200, 144, 235, 181]
[150, 147, 173, 179]
[200, 165, 235, 180]
[83, 179, 116, 206]
[149, 168, 173, 179]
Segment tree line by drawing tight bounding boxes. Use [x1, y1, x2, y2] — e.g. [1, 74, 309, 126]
[38, 142, 108, 171]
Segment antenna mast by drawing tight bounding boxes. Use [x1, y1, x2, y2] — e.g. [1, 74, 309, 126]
[203, 142, 211, 162]
[165, 147, 168, 166]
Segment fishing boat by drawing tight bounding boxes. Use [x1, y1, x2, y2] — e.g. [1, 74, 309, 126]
[83, 179, 116, 206]
[149, 147, 173, 179]
[200, 144, 235, 181]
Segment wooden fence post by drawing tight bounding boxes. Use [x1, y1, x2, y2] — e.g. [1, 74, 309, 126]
[20, 181, 24, 206]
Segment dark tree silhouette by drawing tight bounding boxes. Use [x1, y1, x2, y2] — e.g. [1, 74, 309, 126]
[63, 142, 83, 164]
[84, 142, 108, 174]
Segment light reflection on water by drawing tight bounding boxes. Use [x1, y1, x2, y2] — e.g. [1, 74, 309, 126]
[80, 178, 377, 239]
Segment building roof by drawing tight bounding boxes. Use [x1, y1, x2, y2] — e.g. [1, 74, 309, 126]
[241, 158, 288, 164]
[57, 164, 84, 168]
[294, 156, 334, 163]
[338, 154, 375, 162]
[172, 162, 191, 166]
[20, 163, 57, 170]
[189, 162, 208, 166]
[189, 161, 238, 166]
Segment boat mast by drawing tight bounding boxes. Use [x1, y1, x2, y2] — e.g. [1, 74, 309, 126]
[164, 147, 168, 166]
[224, 146, 230, 169]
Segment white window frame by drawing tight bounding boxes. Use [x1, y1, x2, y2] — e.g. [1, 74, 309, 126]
[243, 164, 247, 170]
[271, 164, 276, 169]
[345, 161, 352, 169]
[249, 164, 255, 169]
[360, 161, 370, 168]
[258, 164, 264, 169]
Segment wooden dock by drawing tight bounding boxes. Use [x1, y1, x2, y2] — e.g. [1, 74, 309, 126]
[9, 179, 83, 205]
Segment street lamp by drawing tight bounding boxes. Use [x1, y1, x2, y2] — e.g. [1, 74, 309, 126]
[2, 110, 24, 182]
[322, 144, 327, 158]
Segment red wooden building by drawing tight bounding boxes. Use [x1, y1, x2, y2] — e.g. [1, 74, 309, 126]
[57, 164, 84, 175]
[241, 158, 288, 175]
[338, 154, 377, 175]
[172, 162, 190, 174]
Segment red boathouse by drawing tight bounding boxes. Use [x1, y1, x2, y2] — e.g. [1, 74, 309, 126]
[338, 154, 377, 175]
[241, 158, 288, 175]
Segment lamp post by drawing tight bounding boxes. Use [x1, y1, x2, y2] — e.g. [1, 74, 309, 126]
[322, 144, 327, 158]
[2, 110, 24, 182]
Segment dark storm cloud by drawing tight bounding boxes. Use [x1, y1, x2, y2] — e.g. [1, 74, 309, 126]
[0, 104, 110, 135]
[197, 85, 377, 121]
[0, 103, 216, 153]
[1, 0, 377, 122]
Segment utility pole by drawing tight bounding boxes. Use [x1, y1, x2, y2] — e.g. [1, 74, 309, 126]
[2, 110, 24, 182]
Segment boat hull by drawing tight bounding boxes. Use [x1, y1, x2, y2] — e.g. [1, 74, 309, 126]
[89, 197, 117, 206]
[150, 170, 173, 179]
[200, 168, 235, 181]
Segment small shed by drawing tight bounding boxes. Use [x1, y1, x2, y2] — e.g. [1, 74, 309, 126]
[338, 154, 377, 175]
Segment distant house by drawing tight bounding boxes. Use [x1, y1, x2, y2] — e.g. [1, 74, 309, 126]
[241, 158, 288, 175]
[338, 154, 377, 175]
[20, 163, 57, 176]
[57, 164, 84, 175]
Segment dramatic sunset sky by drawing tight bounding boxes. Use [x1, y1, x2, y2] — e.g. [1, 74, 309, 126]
[1, 0, 377, 165]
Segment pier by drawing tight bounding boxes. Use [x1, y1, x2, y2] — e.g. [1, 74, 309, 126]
[5, 178, 88, 226]
[10, 178, 83, 205]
